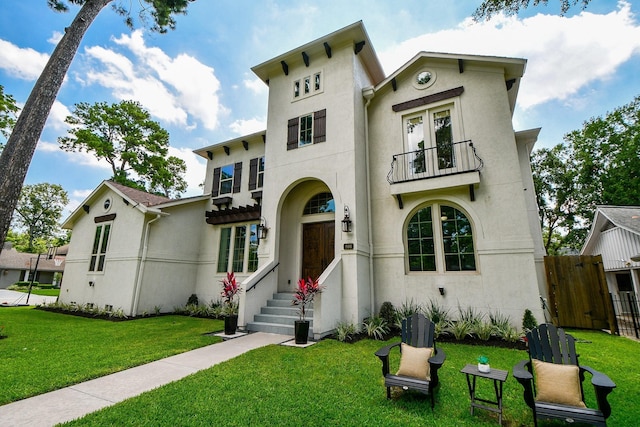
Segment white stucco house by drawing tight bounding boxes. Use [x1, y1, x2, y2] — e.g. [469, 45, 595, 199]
[581, 206, 640, 298]
[60, 21, 546, 337]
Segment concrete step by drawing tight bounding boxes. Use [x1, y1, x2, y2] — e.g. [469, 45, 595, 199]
[246, 321, 313, 337]
[261, 305, 303, 316]
[246, 292, 314, 337]
[254, 313, 313, 327]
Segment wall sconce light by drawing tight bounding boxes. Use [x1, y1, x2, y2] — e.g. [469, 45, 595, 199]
[342, 206, 352, 233]
[258, 217, 269, 240]
[438, 287, 445, 296]
[89, 281, 95, 287]
[82, 204, 90, 213]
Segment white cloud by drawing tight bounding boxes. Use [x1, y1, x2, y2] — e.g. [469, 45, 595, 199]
[244, 75, 267, 95]
[46, 101, 71, 131]
[37, 140, 112, 171]
[0, 39, 49, 80]
[48, 31, 63, 45]
[81, 30, 226, 131]
[379, 1, 640, 109]
[229, 117, 266, 135]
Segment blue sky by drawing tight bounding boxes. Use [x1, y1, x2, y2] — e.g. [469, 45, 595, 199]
[1, 1, 639, 218]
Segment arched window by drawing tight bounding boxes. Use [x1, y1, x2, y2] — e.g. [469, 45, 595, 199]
[406, 204, 476, 272]
[303, 192, 335, 215]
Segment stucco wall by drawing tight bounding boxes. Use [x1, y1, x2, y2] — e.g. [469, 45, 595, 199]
[60, 188, 145, 313]
[366, 57, 544, 326]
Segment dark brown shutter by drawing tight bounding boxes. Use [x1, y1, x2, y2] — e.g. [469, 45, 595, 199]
[313, 109, 326, 143]
[287, 117, 299, 150]
[249, 158, 258, 191]
[212, 167, 221, 197]
[232, 162, 242, 193]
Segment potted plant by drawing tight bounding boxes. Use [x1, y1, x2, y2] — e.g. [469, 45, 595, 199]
[220, 272, 242, 335]
[477, 355, 490, 373]
[292, 276, 323, 344]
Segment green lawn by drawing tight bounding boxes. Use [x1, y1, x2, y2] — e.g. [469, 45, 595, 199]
[0, 307, 637, 426]
[65, 330, 638, 427]
[0, 307, 222, 404]
[17, 288, 60, 297]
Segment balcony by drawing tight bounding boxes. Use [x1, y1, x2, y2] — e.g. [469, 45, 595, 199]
[387, 140, 483, 202]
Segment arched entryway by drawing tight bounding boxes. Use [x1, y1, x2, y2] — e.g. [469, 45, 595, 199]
[277, 180, 336, 292]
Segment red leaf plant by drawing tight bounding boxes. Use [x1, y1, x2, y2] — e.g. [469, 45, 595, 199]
[220, 272, 242, 314]
[292, 277, 324, 321]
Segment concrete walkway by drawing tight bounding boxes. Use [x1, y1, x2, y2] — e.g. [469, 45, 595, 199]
[0, 289, 57, 307]
[0, 332, 293, 426]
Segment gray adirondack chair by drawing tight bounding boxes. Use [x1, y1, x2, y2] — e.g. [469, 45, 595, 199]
[374, 313, 445, 408]
[513, 323, 616, 426]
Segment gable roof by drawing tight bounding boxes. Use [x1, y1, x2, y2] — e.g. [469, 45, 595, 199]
[61, 181, 207, 229]
[581, 205, 640, 255]
[0, 245, 65, 273]
[251, 21, 385, 86]
[374, 51, 526, 115]
[107, 181, 171, 207]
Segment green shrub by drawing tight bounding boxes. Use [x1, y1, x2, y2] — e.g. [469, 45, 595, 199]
[394, 299, 421, 327]
[522, 308, 538, 332]
[474, 321, 495, 341]
[449, 319, 474, 340]
[187, 294, 199, 306]
[335, 321, 358, 342]
[378, 301, 395, 326]
[489, 311, 511, 330]
[362, 316, 389, 340]
[424, 298, 451, 324]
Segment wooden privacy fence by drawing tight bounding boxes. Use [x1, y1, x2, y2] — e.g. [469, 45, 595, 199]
[544, 255, 617, 333]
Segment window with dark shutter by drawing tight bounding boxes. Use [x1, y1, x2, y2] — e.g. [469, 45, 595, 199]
[313, 109, 326, 144]
[249, 158, 258, 191]
[233, 162, 242, 193]
[212, 167, 221, 197]
[287, 117, 299, 150]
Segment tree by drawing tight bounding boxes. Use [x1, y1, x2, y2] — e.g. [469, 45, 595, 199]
[59, 100, 187, 198]
[0, 85, 19, 153]
[531, 95, 640, 251]
[531, 144, 579, 253]
[473, 0, 591, 21]
[12, 183, 69, 253]
[567, 95, 640, 220]
[0, 0, 195, 255]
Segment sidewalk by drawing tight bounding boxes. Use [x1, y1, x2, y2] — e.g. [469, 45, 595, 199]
[0, 332, 293, 426]
[0, 289, 57, 307]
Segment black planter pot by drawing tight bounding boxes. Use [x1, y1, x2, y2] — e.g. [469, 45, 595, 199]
[224, 314, 238, 335]
[294, 320, 310, 344]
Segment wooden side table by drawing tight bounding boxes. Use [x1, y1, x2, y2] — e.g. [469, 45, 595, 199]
[461, 364, 509, 425]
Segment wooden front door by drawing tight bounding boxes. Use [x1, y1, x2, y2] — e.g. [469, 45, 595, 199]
[302, 221, 335, 280]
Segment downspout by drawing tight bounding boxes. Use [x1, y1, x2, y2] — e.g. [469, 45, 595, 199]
[130, 213, 162, 315]
[363, 87, 376, 314]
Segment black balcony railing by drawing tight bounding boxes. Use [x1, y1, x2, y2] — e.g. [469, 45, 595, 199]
[387, 140, 483, 184]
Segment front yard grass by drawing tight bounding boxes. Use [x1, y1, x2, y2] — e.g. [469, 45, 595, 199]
[0, 306, 222, 405]
[63, 329, 638, 427]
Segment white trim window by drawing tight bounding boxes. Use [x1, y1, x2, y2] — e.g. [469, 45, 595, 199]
[89, 223, 111, 272]
[406, 203, 476, 272]
[404, 102, 461, 177]
[217, 223, 259, 273]
[293, 71, 323, 100]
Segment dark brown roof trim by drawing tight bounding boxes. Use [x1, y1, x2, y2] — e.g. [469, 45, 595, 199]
[392, 86, 464, 112]
[95, 213, 116, 223]
[206, 204, 261, 225]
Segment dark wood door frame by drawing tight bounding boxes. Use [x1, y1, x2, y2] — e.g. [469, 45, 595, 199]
[302, 221, 335, 280]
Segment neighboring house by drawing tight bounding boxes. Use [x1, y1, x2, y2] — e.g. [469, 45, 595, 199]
[581, 206, 640, 298]
[0, 242, 66, 289]
[60, 21, 546, 337]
